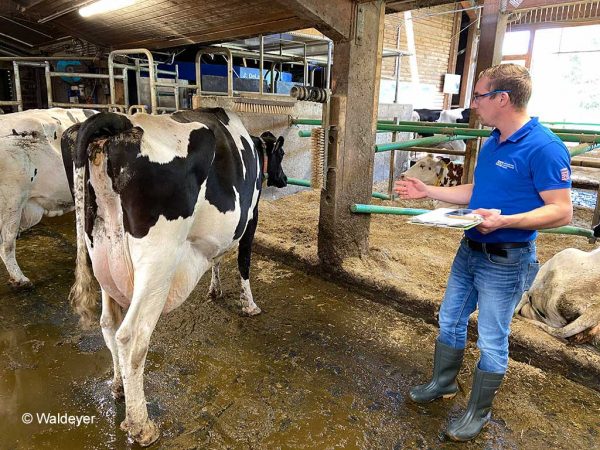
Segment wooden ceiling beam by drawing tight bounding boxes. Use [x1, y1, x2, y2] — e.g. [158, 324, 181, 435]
[460, 0, 478, 20]
[100, 17, 312, 49]
[276, 0, 353, 41]
[385, 0, 455, 13]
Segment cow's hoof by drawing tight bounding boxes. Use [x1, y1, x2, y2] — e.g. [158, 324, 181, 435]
[242, 305, 261, 316]
[9, 278, 33, 290]
[130, 420, 160, 447]
[111, 382, 124, 400]
[207, 288, 222, 300]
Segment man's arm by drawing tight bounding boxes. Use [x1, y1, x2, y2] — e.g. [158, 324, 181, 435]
[394, 177, 474, 204]
[474, 188, 572, 235]
[426, 183, 474, 205]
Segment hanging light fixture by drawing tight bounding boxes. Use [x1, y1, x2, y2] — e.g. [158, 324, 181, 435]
[79, 0, 136, 18]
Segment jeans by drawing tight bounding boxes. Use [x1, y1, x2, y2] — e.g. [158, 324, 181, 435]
[438, 238, 539, 374]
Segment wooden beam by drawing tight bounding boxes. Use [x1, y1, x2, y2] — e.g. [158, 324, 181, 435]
[444, 8, 462, 109]
[458, 9, 479, 107]
[318, 1, 386, 265]
[278, 0, 353, 41]
[385, 0, 456, 13]
[460, 0, 478, 20]
[60, 17, 312, 50]
[464, 0, 508, 184]
[508, 0, 572, 10]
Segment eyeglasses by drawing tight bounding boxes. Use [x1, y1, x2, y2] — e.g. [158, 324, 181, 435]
[472, 90, 511, 102]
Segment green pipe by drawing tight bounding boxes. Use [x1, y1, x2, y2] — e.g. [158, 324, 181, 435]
[376, 135, 476, 152]
[548, 127, 600, 135]
[286, 177, 390, 200]
[542, 121, 600, 127]
[350, 204, 430, 215]
[371, 192, 391, 200]
[376, 124, 600, 143]
[569, 142, 600, 158]
[286, 177, 312, 187]
[350, 204, 595, 239]
[294, 118, 600, 137]
[299, 129, 394, 137]
[539, 226, 595, 239]
[291, 118, 322, 125]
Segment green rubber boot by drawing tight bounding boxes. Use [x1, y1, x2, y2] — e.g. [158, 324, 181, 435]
[446, 366, 504, 441]
[409, 339, 464, 403]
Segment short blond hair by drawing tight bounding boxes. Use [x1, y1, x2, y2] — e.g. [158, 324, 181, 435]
[479, 64, 532, 110]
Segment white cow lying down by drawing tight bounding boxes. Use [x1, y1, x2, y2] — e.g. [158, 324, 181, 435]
[516, 247, 600, 344]
[0, 108, 96, 287]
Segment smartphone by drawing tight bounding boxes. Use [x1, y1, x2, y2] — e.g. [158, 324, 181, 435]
[446, 209, 474, 216]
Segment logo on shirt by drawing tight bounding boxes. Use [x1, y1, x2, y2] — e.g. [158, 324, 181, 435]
[495, 160, 515, 170]
[561, 167, 570, 181]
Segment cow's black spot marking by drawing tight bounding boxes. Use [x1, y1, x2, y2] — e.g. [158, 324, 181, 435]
[67, 111, 77, 123]
[105, 126, 216, 238]
[54, 131, 57, 140]
[61, 123, 81, 197]
[173, 108, 259, 238]
[83, 109, 95, 118]
[11, 129, 38, 138]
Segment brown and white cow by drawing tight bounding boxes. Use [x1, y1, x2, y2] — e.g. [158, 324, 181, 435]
[0, 108, 96, 287]
[62, 108, 287, 446]
[516, 247, 600, 344]
[401, 154, 463, 187]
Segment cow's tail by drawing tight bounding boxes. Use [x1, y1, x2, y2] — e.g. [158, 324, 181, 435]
[69, 112, 132, 329]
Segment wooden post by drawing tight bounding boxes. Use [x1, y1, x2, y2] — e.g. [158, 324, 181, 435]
[463, 0, 508, 184]
[318, 1, 386, 266]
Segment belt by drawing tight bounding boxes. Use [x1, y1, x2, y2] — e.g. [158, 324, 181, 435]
[466, 237, 529, 257]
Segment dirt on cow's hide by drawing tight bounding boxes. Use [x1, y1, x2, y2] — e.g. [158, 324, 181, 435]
[257, 189, 600, 349]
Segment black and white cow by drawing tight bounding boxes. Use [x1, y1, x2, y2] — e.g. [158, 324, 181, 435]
[411, 108, 471, 153]
[413, 108, 470, 124]
[0, 108, 96, 288]
[61, 108, 287, 446]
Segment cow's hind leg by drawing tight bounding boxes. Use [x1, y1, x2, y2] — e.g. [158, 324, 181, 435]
[115, 241, 181, 447]
[0, 200, 32, 289]
[207, 256, 223, 300]
[237, 207, 261, 316]
[100, 290, 124, 399]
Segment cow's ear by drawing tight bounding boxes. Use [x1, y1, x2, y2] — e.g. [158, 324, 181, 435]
[275, 136, 284, 149]
[260, 131, 276, 143]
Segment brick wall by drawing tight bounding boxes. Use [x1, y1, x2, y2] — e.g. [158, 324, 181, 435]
[382, 4, 457, 108]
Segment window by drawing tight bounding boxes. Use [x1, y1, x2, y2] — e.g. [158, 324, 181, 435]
[529, 25, 600, 124]
[502, 31, 530, 56]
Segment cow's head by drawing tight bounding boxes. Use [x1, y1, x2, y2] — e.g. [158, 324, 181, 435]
[260, 131, 287, 188]
[401, 154, 445, 186]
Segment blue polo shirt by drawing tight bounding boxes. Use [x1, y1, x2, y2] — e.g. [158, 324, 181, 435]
[466, 117, 571, 243]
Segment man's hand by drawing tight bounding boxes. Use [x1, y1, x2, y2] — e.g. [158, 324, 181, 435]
[394, 177, 429, 199]
[474, 208, 507, 234]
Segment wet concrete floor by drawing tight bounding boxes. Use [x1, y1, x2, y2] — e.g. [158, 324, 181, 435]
[1, 215, 600, 449]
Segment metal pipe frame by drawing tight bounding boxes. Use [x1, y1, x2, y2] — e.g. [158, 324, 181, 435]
[0, 56, 97, 61]
[14, 61, 22, 111]
[109, 49, 157, 114]
[376, 135, 476, 152]
[195, 47, 233, 97]
[49, 102, 126, 111]
[350, 204, 596, 241]
[259, 35, 264, 95]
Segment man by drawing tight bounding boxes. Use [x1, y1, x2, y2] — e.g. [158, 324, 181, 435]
[395, 64, 572, 441]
